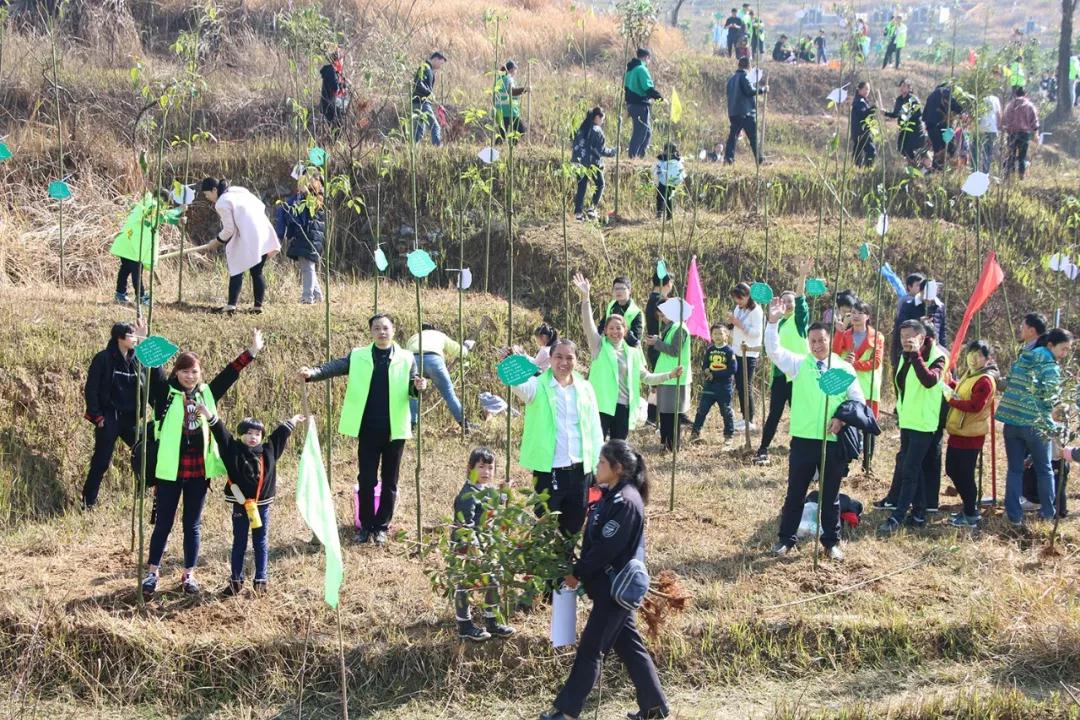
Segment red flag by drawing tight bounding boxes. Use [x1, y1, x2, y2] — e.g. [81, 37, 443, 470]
[967, 48, 977, 67]
[949, 252, 1004, 370]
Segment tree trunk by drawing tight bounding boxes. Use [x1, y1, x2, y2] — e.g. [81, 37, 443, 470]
[1053, 0, 1077, 123]
[669, 0, 687, 27]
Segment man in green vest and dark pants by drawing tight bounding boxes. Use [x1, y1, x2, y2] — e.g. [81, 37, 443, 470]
[493, 59, 528, 141]
[878, 319, 948, 535]
[764, 300, 864, 561]
[624, 47, 663, 158]
[602, 276, 644, 347]
[297, 314, 427, 545]
[510, 340, 604, 539]
[881, 16, 906, 69]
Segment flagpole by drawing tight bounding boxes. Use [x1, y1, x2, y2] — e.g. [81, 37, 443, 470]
[337, 608, 349, 720]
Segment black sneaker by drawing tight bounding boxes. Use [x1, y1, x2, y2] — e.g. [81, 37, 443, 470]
[355, 528, 371, 544]
[141, 572, 158, 599]
[627, 709, 670, 720]
[253, 579, 268, 594]
[485, 618, 516, 638]
[904, 514, 926, 528]
[877, 517, 901, 536]
[872, 498, 897, 511]
[223, 578, 243, 597]
[770, 541, 793, 556]
[458, 622, 491, 643]
[181, 575, 200, 595]
[752, 451, 769, 465]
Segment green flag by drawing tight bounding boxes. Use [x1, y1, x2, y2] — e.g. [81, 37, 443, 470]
[296, 417, 344, 608]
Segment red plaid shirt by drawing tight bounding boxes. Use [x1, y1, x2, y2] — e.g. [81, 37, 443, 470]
[176, 352, 254, 481]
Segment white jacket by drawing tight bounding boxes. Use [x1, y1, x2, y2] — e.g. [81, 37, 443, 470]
[215, 186, 281, 276]
[731, 303, 764, 358]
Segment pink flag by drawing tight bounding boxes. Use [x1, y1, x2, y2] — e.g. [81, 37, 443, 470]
[684, 256, 711, 341]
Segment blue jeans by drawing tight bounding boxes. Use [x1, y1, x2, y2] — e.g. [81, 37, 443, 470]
[231, 502, 270, 582]
[1004, 423, 1055, 522]
[412, 100, 442, 146]
[148, 476, 208, 569]
[693, 381, 734, 436]
[627, 103, 652, 158]
[410, 353, 464, 425]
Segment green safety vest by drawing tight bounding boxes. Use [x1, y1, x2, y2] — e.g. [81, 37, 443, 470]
[1070, 56, 1079, 81]
[155, 384, 226, 481]
[790, 354, 853, 441]
[519, 369, 601, 474]
[895, 343, 948, 432]
[855, 341, 883, 404]
[589, 338, 644, 426]
[605, 299, 642, 333]
[894, 23, 907, 48]
[109, 194, 182, 268]
[884, 21, 896, 40]
[778, 314, 808, 353]
[493, 72, 518, 119]
[654, 322, 692, 386]
[1009, 61, 1026, 86]
[338, 345, 414, 440]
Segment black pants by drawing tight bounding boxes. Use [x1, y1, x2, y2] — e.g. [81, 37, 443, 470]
[757, 374, 792, 453]
[779, 437, 847, 549]
[853, 133, 877, 167]
[1024, 460, 1069, 517]
[227, 255, 267, 307]
[693, 382, 734, 437]
[656, 184, 675, 218]
[553, 589, 668, 718]
[356, 428, 406, 532]
[889, 429, 940, 523]
[600, 403, 631, 441]
[882, 42, 900, 69]
[574, 169, 605, 214]
[496, 114, 526, 141]
[533, 464, 589, 537]
[658, 412, 683, 451]
[724, 114, 759, 163]
[1006, 131, 1032, 179]
[734, 355, 758, 423]
[627, 103, 652, 158]
[945, 446, 981, 518]
[83, 411, 137, 508]
[116, 259, 143, 296]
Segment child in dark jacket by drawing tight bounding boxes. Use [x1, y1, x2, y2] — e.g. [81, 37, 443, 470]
[692, 324, 738, 441]
[654, 143, 686, 219]
[199, 404, 303, 594]
[571, 106, 617, 220]
[453, 447, 515, 642]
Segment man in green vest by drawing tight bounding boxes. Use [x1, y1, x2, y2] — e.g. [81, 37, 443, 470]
[764, 299, 864, 561]
[1069, 55, 1079, 107]
[603, 275, 644, 347]
[878, 319, 948, 535]
[510, 339, 604, 538]
[297, 313, 427, 545]
[882, 15, 906, 69]
[493, 59, 528, 141]
[1007, 55, 1026, 89]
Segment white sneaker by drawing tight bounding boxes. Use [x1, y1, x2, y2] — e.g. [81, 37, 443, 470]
[1019, 498, 1041, 513]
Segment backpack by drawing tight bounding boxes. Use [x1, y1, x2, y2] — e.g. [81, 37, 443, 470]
[571, 129, 589, 164]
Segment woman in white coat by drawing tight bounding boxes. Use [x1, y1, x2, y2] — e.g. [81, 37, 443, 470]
[200, 178, 281, 313]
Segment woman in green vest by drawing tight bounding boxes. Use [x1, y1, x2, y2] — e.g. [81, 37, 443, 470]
[493, 59, 528, 140]
[645, 298, 693, 451]
[575, 274, 682, 441]
[142, 329, 263, 599]
[296, 314, 426, 546]
[110, 189, 183, 305]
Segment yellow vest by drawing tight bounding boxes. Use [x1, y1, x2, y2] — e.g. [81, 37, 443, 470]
[945, 371, 996, 438]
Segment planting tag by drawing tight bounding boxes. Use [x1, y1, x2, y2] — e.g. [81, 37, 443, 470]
[308, 147, 327, 167]
[749, 282, 773, 304]
[875, 213, 889, 237]
[406, 249, 436, 278]
[941, 127, 955, 143]
[48, 180, 71, 200]
[747, 67, 763, 86]
[924, 280, 940, 302]
[698, 149, 707, 160]
[961, 171, 990, 197]
[655, 259, 668, 280]
[805, 277, 828, 297]
[479, 391, 508, 415]
[658, 297, 694, 323]
[290, 163, 305, 180]
[1065, 263, 1079, 281]
[135, 335, 179, 368]
[497, 354, 539, 386]
[458, 268, 473, 290]
[858, 243, 872, 261]
[478, 147, 500, 164]
[826, 87, 847, 105]
[818, 367, 856, 396]
[0, 142, 11, 161]
[373, 247, 389, 272]
[1049, 253, 1070, 272]
[170, 182, 195, 206]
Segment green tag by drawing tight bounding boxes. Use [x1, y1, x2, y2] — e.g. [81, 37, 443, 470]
[374, 248, 388, 272]
[497, 354, 539, 386]
[858, 243, 872, 261]
[941, 127, 955, 143]
[48, 180, 71, 200]
[749, 282, 773, 304]
[818, 367, 856, 396]
[308, 147, 327, 167]
[0, 142, 11, 161]
[135, 335, 179, 368]
[406, 249, 436, 278]
[656, 259, 668, 281]
[805, 277, 827, 297]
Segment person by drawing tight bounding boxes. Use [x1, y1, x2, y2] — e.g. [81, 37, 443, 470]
[1070, 54, 1080, 107]
[109, 190, 182, 305]
[453, 447, 515, 642]
[755, 259, 812, 464]
[851, 81, 877, 168]
[296, 314, 427, 545]
[814, 29, 828, 64]
[711, 12, 726, 55]
[723, 8, 746, 57]
[729, 281, 764, 430]
[275, 174, 325, 305]
[878, 320, 948, 535]
[882, 15, 906, 69]
[855, 19, 871, 62]
[199, 178, 282, 314]
[1019, 312, 1048, 351]
[1002, 86, 1040, 180]
[941, 340, 998, 528]
[201, 406, 303, 594]
[412, 51, 447, 146]
[974, 93, 1002, 174]
[603, 277, 644, 348]
[763, 301, 865, 560]
[653, 142, 685, 219]
[923, 82, 966, 170]
[724, 57, 767, 164]
[797, 35, 815, 63]
[749, 13, 765, 61]
[571, 107, 616, 221]
[493, 59, 528, 141]
[405, 323, 471, 432]
[883, 79, 928, 166]
[540, 440, 669, 720]
[1039, 72, 1057, 104]
[575, 274, 682, 441]
[518, 323, 559, 373]
[772, 35, 796, 63]
[645, 298, 693, 451]
[891, 272, 947, 369]
[509, 339, 603, 540]
[833, 301, 884, 417]
[820, 289, 858, 328]
[734, 36, 751, 62]
[83, 320, 143, 509]
[644, 272, 674, 424]
[692, 324, 738, 443]
[1006, 55, 1026, 89]
[998, 328, 1073, 525]
[624, 48, 663, 159]
[318, 49, 349, 132]
[141, 329, 264, 599]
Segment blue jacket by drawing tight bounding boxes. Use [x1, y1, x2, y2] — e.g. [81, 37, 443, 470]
[998, 346, 1060, 428]
[726, 69, 761, 117]
[572, 125, 616, 168]
[275, 194, 326, 262]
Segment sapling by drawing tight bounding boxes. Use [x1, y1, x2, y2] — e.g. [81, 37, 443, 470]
[482, 11, 503, 293]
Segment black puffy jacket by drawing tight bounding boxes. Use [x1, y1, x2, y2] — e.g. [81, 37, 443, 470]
[276, 194, 326, 262]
